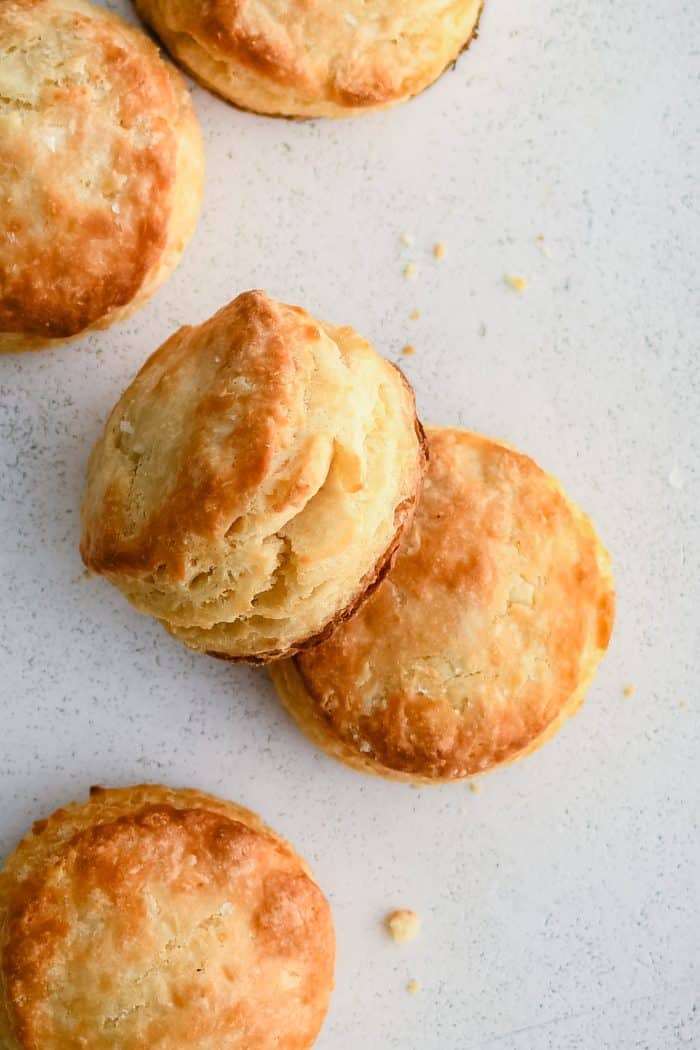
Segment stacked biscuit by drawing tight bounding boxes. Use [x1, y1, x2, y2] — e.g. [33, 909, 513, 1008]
[0, 2, 615, 1049]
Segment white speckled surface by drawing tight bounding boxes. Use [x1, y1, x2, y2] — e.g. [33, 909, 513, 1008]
[1, 0, 699, 1047]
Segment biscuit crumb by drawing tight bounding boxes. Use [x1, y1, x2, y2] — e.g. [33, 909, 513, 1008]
[433, 242, 446, 259]
[401, 233, 415, 246]
[386, 909, 421, 943]
[623, 684, 636, 697]
[410, 308, 421, 320]
[404, 263, 417, 279]
[679, 701, 687, 708]
[505, 274, 527, 292]
[407, 978, 421, 994]
[535, 234, 551, 257]
[402, 345, 415, 357]
[469, 782, 481, 794]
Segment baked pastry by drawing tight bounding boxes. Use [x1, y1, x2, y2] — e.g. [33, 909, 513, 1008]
[0, 0, 204, 353]
[270, 428, 615, 782]
[0, 784, 334, 1049]
[133, 0, 485, 118]
[80, 290, 427, 662]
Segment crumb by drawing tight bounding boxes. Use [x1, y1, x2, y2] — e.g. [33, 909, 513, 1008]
[410, 308, 421, 320]
[386, 909, 421, 943]
[478, 322, 487, 337]
[623, 684, 636, 697]
[433, 242, 446, 259]
[536, 234, 551, 258]
[668, 466, 684, 489]
[505, 274, 527, 292]
[679, 701, 687, 709]
[402, 345, 415, 357]
[410, 782, 422, 789]
[469, 782, 481, 794]
[407, 978, 421, 994]
[401, 233, 415, 246]
[404, 263, 417, 279]
[119, 419, 134, 434]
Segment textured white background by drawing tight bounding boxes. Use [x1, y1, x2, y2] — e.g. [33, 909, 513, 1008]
[1, 0, 699, 1047]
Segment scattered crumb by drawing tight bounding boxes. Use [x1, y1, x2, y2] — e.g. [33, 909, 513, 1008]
[433, 242, 446, 259]
[505, 274, 527, 292]
[386, 909, 421, 943]
[400, 232, 415, 246]
[119, 419, 134, 434]
[679, 701, 687, 709]
[407, 978, 421, 994]
[623, 684, 636, 697]
[410, 308, 421, 320]
[535, 234, 551, 257]
[668, 465, 684, 490]
[478, 322, 487, 337]
[402, 344, 415, 357]
[410, 782, 422, 789]
[404, 263, 418, 279]
[469, 782, 481, 794]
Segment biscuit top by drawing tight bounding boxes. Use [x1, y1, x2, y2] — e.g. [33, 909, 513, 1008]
[292, 428, 615, 779]
[135, 0, 482, 114]
[0, 0, 194, 340]
[80, 290, 425, 660]
[0, 786, 334, 1050]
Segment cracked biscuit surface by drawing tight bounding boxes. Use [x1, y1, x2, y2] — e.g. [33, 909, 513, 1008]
[0, 784, 335, 1050]
[270, 428, 615, 782]
[0, 0, 204, 353]
[133, 0, 485, 118]
[80, 291, 426, 662]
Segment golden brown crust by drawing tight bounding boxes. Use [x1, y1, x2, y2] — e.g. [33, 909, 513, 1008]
[0, 0, 203, 353]
[270, 428, 615, 782]
[0, 785, 334, 1050]
[133, 0, 485, 118]
[80, 291, 426, 662]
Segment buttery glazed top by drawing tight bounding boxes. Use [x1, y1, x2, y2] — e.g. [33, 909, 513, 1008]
[0, 0, 201, 346]
[134, 0, 484, 116]
[80, 291, 425, 660]
[289, 428, 615, 779]
[0, 785, 334, 1050]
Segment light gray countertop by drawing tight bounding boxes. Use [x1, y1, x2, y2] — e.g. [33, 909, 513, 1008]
[1, 0, 698, 1047]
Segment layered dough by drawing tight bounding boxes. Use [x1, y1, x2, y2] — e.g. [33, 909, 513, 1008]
[271, 428, 615, 782]
[81, 291, 426, 662]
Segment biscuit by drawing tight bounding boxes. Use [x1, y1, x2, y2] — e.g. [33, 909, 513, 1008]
[133, 0, 485, 118]
[0, 784, 334, 1050]
[0, 0, 204, 353]
[80, 291, 427, 662]
[270, 428, 615, 782]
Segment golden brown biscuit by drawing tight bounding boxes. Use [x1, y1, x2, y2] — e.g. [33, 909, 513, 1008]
[133, 0, 485, 118]
[270, 428, 615, 782]
[80, 291, 427, 662]
[0, 784, 335, 1050]
[0, 0, 204, 353]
